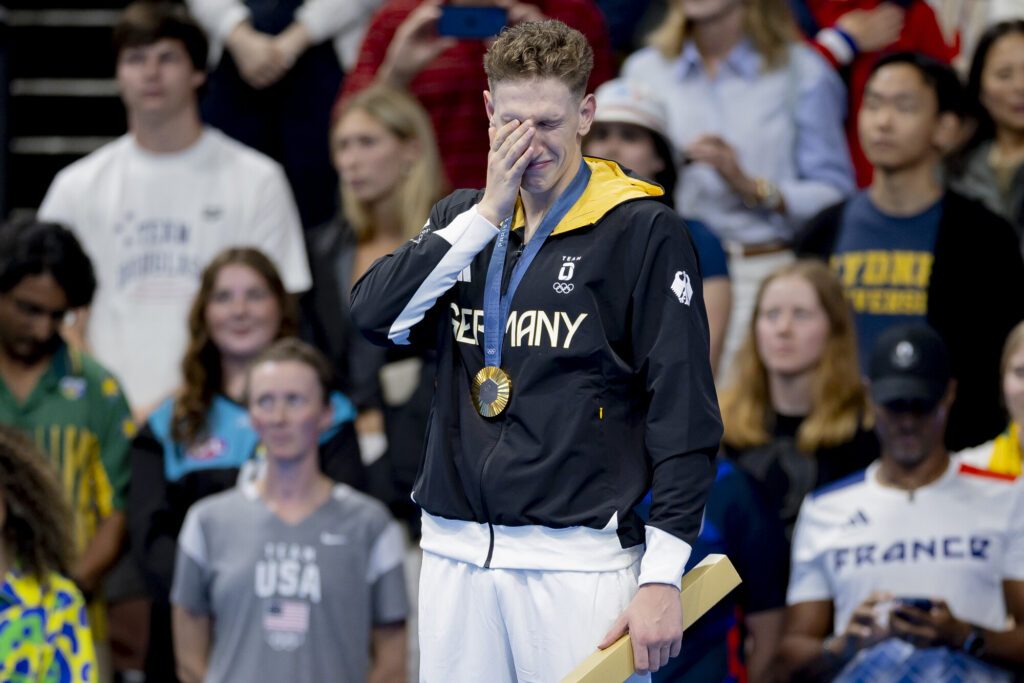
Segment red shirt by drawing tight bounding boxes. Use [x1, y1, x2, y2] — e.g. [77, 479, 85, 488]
[807, 0, 955, 186]
[339, 0, 613, 190]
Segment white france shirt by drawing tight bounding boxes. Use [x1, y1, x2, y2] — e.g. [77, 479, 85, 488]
[788, 459, 1024, 634]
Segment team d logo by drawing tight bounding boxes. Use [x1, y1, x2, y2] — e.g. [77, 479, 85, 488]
[553, 256, 580, 294]
[671, 270, 693, 305]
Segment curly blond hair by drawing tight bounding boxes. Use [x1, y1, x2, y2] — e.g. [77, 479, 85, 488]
[484, 20, 593, 98]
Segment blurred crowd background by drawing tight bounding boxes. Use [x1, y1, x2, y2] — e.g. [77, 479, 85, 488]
[0, 0, 1023, 682]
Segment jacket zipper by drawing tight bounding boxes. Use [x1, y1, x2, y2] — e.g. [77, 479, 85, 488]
[478, 419, 506, 568]
[478, 235, 521, 567]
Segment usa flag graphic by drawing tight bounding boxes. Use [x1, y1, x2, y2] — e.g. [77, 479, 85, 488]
[263, 599, 310, 633]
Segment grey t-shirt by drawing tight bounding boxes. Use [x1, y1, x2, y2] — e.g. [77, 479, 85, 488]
[171, 482, 408, 683]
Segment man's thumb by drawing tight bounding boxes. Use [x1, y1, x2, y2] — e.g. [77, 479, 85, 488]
[598, 613, 628, 650]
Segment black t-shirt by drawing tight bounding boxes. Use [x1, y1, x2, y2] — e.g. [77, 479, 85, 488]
[725, 414, 880, 540]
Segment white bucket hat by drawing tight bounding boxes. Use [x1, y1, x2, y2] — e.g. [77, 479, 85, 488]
[593, 78, 672, 141]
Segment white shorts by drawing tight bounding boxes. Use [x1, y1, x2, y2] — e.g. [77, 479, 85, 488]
[418, 551, 650, 683]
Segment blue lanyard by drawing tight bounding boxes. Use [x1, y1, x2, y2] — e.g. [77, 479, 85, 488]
[482, 160, 591, 368]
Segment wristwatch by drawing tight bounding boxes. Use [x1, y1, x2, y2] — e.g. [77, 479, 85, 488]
[962, 628, 986, 658]
[743, 177, 782, 211]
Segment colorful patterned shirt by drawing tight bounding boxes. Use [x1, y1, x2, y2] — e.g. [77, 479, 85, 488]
[0, 569, 97, 683]
[0, 343, 134, 638]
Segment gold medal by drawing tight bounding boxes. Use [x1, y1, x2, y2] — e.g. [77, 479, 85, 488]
[471, 366, 512, 417]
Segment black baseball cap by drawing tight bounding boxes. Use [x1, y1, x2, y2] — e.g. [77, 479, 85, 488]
[868, 323, 951, 410]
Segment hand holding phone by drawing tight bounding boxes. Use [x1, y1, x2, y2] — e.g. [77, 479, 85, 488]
[888, 596, 969, 650]
[380, 1, 458, 86]
[891, 597, 934, 626]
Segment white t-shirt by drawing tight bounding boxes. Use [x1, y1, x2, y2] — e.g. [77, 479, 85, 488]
[39, 128, 311, 409]
[956, 441, 997, 471]
[788, 459, 1024, 634]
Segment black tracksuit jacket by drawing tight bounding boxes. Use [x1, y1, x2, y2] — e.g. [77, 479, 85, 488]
[351, 159, 722, 572]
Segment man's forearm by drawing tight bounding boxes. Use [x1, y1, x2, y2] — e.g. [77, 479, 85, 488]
[950, 623, 1024, 667]
[172, 607, 211, 683]
[778, 634, 847, 682]
[746, 610, 785, 683]
[980, 628, 1024, 666]
[73, 511, 126, 594]
[368, 624, 406, 683]
[350, 205, 497, 347]
[375, 56, 413, 89]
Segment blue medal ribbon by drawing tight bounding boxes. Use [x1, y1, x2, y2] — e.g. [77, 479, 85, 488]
[482, 159, 591, 368]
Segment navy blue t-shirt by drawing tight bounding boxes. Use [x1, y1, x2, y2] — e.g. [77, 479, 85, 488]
[639, 459, 787, 683]
[686, 218, 729, 280]
[831, 192, 942, 368]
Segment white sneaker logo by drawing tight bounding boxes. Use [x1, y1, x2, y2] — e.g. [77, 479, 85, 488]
[671, 271, 693, 305]
[320, 532, 347, 546]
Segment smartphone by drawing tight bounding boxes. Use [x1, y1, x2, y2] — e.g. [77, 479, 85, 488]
[893, 597, 934, 625]
[895, 597, 934, 611]
[437, 6, 508, 39]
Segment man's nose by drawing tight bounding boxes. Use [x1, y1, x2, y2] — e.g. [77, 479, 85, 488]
[875, 108, 895, 129]
[142, 57, 160, 77]
[268, 401, 288, 423]
[893, 411, 924, 431]
[29, 313, 59, 341]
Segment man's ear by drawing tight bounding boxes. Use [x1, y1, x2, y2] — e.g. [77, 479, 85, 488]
[191, 69, 207, 91]
[933, 112, 963, 155]
[941, 379, 957, 412]
[484, 90, 495, 122]
[577, 93, 596, 138]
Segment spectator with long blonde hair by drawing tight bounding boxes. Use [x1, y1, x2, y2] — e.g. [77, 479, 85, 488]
[720, 259, 877, 538]
[303, 84, 445, 529]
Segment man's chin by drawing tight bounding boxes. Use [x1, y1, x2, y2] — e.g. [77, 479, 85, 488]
[520, 173, 554, 196]
[7, 341, 58, 365]
[888, 449, 929, 469]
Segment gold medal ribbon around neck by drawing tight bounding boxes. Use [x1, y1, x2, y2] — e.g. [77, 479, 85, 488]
[473, 160, 591, 418]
